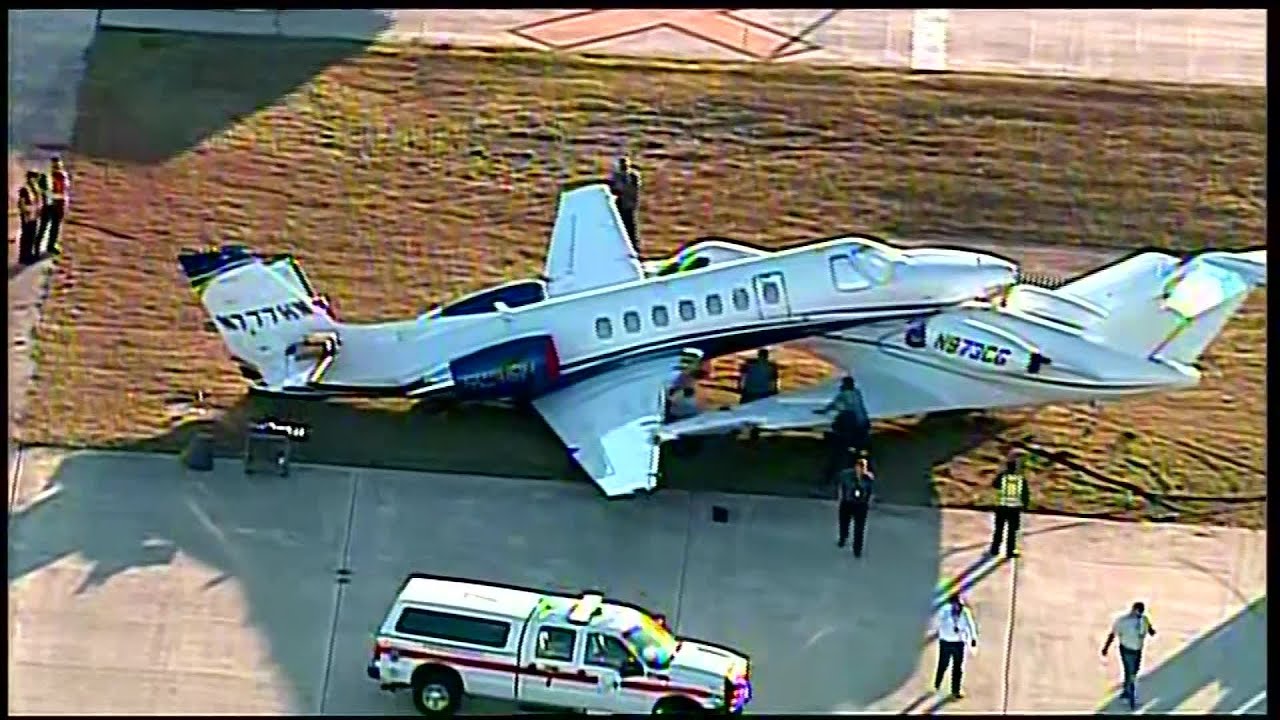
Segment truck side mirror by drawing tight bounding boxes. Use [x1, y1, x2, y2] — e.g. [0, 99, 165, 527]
[620, 659, 644, 677]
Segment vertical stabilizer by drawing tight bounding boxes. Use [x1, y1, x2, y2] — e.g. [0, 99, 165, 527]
[178, 246, 336, 388]
[1056, 249, 1265, 366]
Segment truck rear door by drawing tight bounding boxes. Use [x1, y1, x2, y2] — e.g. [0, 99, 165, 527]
[517, 623, 599, 709]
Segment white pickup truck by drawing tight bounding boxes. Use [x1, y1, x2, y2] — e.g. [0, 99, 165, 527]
[367, 574, 753, 715]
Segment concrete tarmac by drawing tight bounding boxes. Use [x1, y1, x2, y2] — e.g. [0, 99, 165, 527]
[95, 9, 1264, 86]
[8, 448, 1265, 714]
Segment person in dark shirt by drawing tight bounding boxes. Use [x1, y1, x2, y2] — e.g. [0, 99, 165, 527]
[739, 348, 780, 404]
[607, 156, 641, 251]
[835, 450, 875, 557]
[817, 375, 871, 478]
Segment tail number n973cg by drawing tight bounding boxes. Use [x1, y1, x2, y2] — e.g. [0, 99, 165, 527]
[934, 332, 1011, 366]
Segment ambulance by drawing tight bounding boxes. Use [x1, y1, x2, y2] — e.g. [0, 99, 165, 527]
[367, 574, 753, 715]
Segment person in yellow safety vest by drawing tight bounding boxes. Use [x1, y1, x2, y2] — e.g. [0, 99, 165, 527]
[44, 156, 70, 255]
[16, 180, 40, 265]
[988, 450, 1031, 558]
[24, 169, 45, 236]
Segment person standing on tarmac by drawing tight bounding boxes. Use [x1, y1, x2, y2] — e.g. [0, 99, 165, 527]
[835, 450, 875, 557]
[1101, 601, 1157, 710]
[933, 593, 980, 699]
[43, 156, 70, 255]
[607, 156, 641, 251]
[816, 375, 871, 478]
[16, 180, 40, 265]
[33, 172, 51, 249]
[738, 348, 780, 441]
[989, 451, 1031, 558]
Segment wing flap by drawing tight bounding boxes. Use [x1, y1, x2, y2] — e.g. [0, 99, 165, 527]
[533, 354, 689, 497]
[543, 183, 642, 298]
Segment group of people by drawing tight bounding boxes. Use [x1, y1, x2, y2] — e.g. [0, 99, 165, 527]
[15, 156, 70, 266]
[627, 152, 1147, 707]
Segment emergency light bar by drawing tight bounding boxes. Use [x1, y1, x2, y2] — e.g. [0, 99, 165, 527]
[568, 593, 604, 624]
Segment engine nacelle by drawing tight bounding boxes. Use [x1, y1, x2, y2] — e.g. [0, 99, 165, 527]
[1005, 284, 1108, 332]
[449, 334, 561, 401]
[906, 316, 1052, 375]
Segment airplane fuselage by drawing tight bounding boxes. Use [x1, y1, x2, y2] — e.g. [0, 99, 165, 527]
[287, 237, 1016, 400]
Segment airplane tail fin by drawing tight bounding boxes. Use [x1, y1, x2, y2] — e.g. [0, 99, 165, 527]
[1049, 248, 1266, 367]
[178, 246, 339, 389]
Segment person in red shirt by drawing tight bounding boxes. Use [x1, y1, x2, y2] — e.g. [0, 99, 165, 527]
[43, 156, 70, 255]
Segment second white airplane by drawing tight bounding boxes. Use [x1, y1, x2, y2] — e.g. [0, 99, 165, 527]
[177, 181, 1017, 497]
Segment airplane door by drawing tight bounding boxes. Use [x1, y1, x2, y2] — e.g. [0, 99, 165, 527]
[753, 272, 791, 320]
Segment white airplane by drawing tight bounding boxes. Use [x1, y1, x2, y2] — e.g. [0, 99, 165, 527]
[656, 243, 1267, 440]
[177, 181, 1017, 498]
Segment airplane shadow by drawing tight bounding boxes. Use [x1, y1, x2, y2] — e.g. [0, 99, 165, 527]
[1096, 596, 1267, 715]
[71, 18, 389, 164]
[9, 396, 1017, 713]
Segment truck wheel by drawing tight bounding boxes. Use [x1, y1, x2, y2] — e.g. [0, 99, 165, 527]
[653, 696, 703, 715]
[411, 667, 462, 716]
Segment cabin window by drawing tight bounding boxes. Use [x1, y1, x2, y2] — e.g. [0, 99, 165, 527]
[595, 317, 613, 340]
[830, 255, 871, 292]
[536, 627, 578, 662]
[623, 310, 641, 333]
[761, 281, 781, 305]
[652, 305, 670, 327]
[394, 607, 511, 649]
[677, 299, 697, 322]
[731, 288, 751, 311]
[706, 294, 723, 316]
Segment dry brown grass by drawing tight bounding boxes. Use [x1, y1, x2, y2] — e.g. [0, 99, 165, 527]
[18, 31, 1266, 528]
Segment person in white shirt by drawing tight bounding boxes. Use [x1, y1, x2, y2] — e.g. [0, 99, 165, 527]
[933, 593, 979, 699]
[1101, 601, 1157, 709]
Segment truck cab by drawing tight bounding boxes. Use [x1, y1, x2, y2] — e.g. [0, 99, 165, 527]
[368, 574, 752, 716]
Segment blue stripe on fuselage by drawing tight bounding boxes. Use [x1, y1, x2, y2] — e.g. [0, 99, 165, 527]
[546, 302, 953, 390]
[281, 302, 954, 398]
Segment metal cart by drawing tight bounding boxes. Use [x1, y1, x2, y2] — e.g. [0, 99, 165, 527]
[243, 419, 309, 477]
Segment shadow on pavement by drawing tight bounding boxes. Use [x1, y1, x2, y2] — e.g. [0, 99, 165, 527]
[71, 22, 389, 164]
[9, 397, 1015, 713]
[1096, 595, 1267, 715]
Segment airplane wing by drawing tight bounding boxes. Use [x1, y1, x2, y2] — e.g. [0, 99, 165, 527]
[656, 380, 843, 439]
[657, 371, 961, 440]
[542, 182, 643, 298]
[533, 353, 692, 498]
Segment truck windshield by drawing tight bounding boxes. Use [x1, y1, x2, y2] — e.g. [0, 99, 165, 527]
[622, 614, 679, 669]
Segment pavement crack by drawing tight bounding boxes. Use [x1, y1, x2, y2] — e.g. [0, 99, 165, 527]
[1000, 556, 1021, 714]
[318, 469, 361, 713]
[671, 495, 696, 630]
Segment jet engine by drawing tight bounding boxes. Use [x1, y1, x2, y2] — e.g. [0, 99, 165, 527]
[908, 316, 1052, 375]
[449, 334, 561, 401]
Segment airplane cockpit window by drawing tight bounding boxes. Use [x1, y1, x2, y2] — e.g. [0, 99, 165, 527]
[652, 305, 670, 327]
[857, 247, 894, 284]
[830, 255, 871, 292]
[595, 317, 614, 340]
[623, 311, 641, 333]
[731, 288, 751, 311]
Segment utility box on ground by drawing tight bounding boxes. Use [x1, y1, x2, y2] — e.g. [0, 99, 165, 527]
[181, 432, 215, 472]
[243, 418, 309, 477]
